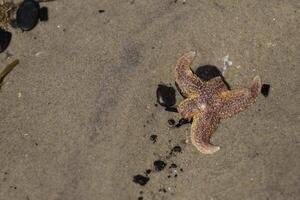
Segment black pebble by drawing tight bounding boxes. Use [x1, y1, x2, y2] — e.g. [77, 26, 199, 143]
[133, 175, 150, 186]
[180, 168, 183, 172]
[195, 65, 222, 81]
[164, 107, 178, 113]
[171, 145, 182, 154]
[169, 163, 177, 168]
[168, 119, 175, 126]
[156, 84, 176, 107]
[261, 84, 270, 97]
[39, 7, 48, 21]
[0, 28, 12, 53]
[98, 9, 105, 13]
[138, 197, 143, 200]
[175, 118, 190, 128]
[145, 169, 151, 175]
[159, 188, 167, 193]
[153, 160, 166, 171]
[150, 135, 157, 143]
[16, 0, 40, 31]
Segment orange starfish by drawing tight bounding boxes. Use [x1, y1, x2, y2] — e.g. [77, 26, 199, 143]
[175, 51, 261, 154]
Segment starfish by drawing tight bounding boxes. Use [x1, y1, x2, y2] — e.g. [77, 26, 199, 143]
[175, 51, 261, 154]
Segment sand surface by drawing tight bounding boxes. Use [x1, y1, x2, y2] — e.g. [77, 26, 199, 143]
[0, 0, 300, 200]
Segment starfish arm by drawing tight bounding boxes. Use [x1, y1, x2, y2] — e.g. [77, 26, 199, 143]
[175, 51, 203, 96]
[219, 76, 262, 119]
[191, 112, 221, 154]
[178, 96, 199, 119]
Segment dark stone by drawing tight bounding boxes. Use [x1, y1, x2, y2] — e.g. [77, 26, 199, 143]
[164, 107, 178, 113]
[145, 169, 151, 175]
[153, 160, 166, 171]
[170, 145, 182, 154]
[169, 163, 177, 168]
[138, 197, 143, 200]
[39, 7, 48, 21]
[195, 65, 222, 81]
[194, 65, 230, 89]
[168, 119, 175, 126]
[133, 175, 150, 186]
[175, 118, 191, 128]
[159, 188, 167, 193]
[98, 9, 105, 13]
[261, 84, 270, 97]
[150, 135, 157, 143]
[16, 0, 40, 31]
[0, 28, 12, 53]
[156, 84, 176, 107]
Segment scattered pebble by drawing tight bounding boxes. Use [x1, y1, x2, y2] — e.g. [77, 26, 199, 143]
[171, 145, 182, 154]
[164, 107, 178, 113]
[0, 29, 12, 53]
[16, 0, 40, 31]
[175, 118, 190, 128]
[133, 175, 150, 186]
[145, 169, 151, 175]
[150, 135, 157, 143]
[98, 9, 105, 13]
[195, 65, 223, 81]
[159, 188, 167, 193]
[156, 84, 176, 107]
[169, 163, 177, 168]
[168, 119, 175, 126]
[153, 160, 166, 171]
[261, 84, 270, 97]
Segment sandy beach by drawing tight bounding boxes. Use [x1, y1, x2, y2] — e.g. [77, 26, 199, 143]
[0, 0, 299, 199]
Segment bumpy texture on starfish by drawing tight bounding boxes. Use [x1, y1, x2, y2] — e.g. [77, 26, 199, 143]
[175, 51, 261, 154]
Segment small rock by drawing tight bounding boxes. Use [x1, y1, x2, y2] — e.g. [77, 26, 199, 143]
[156, 84, 176, 107]
[261, 84, 270, 97]
[170, 145, 182, 155]
[175, 118, 190, 128]
[153, 160, 166, 171]
[164, 107, 178, 113]
[169, 163, 177, 168]
[150, 135, 157, 143]
[168, 119, 175, 126]
[133, 175, 150, 186]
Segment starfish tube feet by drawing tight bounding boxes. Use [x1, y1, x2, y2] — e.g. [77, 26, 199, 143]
[191, 113, 220, 154]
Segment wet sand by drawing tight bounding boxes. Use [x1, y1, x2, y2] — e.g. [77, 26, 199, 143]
[0, 1, 299, 200]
